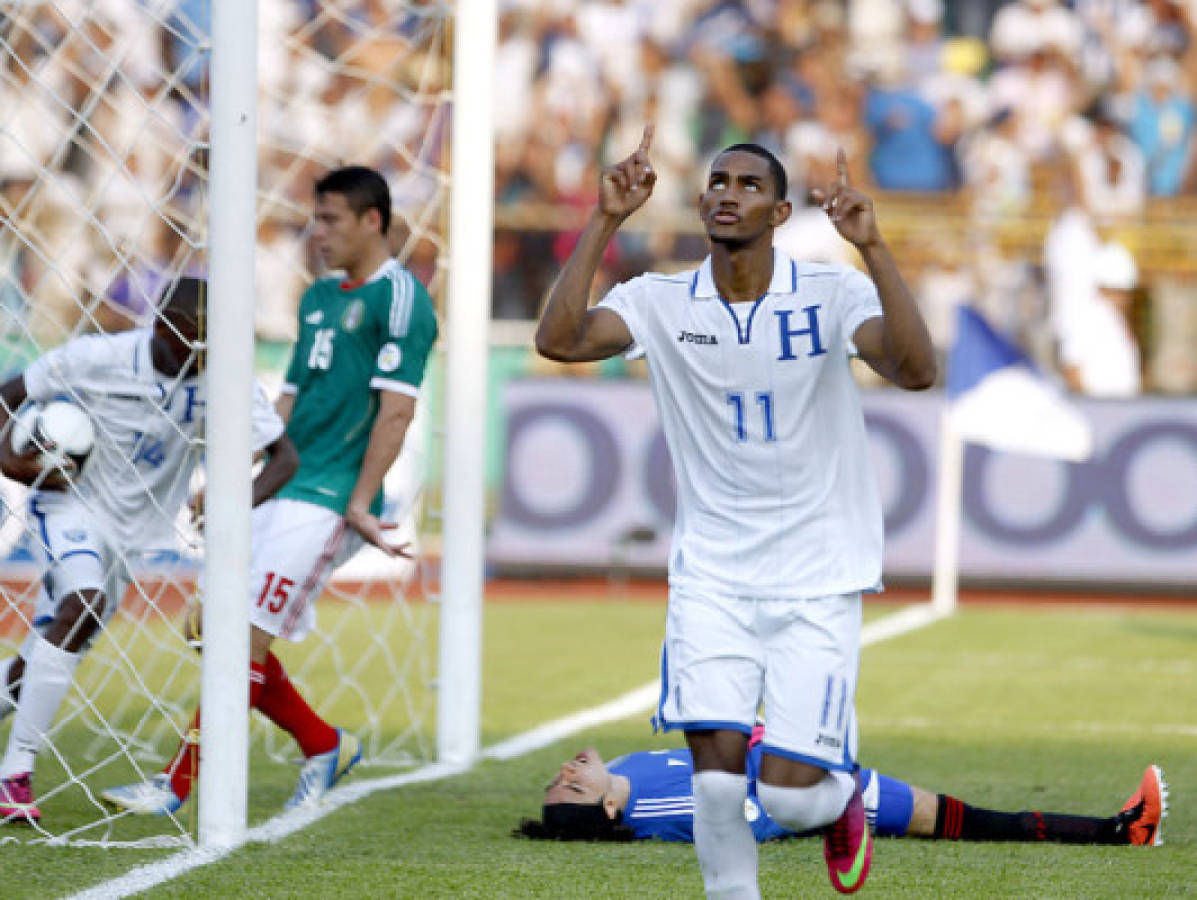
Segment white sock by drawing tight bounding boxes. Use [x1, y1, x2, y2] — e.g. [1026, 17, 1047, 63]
[0, 637, 81, 778]
[0, 657, 18, 722]
[691, 771, 760, 900]
[757, 771, 855, 833]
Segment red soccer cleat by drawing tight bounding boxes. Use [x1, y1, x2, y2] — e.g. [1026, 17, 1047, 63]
[1119, 764, 1168, 847]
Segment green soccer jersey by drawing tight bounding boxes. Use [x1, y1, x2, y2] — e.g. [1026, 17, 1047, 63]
[278, 258, 438, 516]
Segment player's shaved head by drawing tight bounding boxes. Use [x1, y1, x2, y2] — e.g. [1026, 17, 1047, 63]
[151, 276, 204, 377]
[158, 276, 204, 325]
[316, 166, 392, 236]
[717, 143, 788, 201]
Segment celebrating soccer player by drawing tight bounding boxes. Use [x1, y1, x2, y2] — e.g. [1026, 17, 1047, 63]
[535, 129, 936, 895]
[103, 166, 438, 815]
[0, 278, 298, 824]
[518, 744, 1168, 849]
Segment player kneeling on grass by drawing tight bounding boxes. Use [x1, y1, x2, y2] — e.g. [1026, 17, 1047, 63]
[517, 743, 1168, 848]
[104, 165, 438, 815]
[0, 277, 299, 825]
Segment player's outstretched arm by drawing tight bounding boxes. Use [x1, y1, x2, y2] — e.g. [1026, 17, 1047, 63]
[343, 390, 414, 557]
[251, 433, 298, 507]
[534, 126, 656, 363]
[274, 391, 295, 425]
[812, 151, 936, 391]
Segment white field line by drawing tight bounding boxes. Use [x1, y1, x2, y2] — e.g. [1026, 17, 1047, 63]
[481, 682, 661, 761]
[66, 602, 944, 900]
[859, 601, 946, 645]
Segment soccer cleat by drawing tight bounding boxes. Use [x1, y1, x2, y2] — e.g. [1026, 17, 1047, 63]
[824, 772, 872, 894]
[285, 729, 362, 810]
[1118, 764, 1168, 846]
[0, 772, 41, 824]
[101, 774, 184, 816]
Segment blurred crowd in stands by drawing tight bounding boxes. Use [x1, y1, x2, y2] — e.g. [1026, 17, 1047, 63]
[494, 0, 1197, 394]
[2, 1, 1196, 393]
[0, 1, 447, 347]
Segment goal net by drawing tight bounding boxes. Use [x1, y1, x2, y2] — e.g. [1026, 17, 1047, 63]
[0, 1, 451, 847]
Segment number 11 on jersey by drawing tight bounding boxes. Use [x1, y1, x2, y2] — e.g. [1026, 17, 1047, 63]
[727, 391, 776, 442]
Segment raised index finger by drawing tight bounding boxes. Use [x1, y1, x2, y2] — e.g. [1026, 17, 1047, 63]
[637, 123, 655, 154]
[837, 147, 849, 187]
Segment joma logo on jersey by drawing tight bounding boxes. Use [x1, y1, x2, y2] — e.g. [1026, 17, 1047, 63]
[677, 330, 719, 345]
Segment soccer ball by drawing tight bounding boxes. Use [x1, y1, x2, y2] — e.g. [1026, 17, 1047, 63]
[10, 400, 96, 476]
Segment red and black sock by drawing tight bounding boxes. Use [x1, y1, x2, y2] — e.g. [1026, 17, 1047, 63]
[934, 794, 1122, 844]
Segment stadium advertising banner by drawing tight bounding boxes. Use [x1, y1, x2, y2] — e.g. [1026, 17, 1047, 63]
[492, 379, 1197, 586]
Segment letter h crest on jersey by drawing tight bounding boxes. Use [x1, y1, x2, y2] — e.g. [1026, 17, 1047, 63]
[775, 306, 827, 360]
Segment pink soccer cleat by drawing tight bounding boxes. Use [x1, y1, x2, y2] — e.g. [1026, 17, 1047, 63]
[823, 771, 872, 893]
[0, 772, 41, 824]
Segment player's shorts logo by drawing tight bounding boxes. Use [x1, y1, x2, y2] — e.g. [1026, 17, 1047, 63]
[304, 310, 324, 325]
[377, 343, 402, 372]
[342, 300, 365, 331]
[63, 528, 88, 543]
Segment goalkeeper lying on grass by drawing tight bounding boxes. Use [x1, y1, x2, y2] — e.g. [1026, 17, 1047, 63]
[518, 736, 1167, 847]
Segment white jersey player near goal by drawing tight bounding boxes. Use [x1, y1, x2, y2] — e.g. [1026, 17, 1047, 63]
[535, 131, 937, 897]
[0, 277, 299, 825]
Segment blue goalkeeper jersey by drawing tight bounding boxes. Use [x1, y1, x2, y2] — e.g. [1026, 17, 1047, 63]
[610, 747, 913, 842]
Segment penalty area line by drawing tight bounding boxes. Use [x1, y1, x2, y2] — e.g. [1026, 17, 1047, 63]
[68, 602, 945, 900]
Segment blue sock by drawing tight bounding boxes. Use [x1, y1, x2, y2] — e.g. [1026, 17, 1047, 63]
[860, 767, 915, 837]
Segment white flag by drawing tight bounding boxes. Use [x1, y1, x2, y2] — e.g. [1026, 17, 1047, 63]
[947, 306, 1094, 462]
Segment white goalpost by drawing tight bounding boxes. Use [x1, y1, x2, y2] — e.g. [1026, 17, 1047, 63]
[437, 0, 494, 771]
[0, 0, 488, 849]
[199, 0, 258, 848]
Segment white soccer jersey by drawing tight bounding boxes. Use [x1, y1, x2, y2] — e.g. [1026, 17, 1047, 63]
[598, 251, 884, 598]
[23, 329, 285, 552]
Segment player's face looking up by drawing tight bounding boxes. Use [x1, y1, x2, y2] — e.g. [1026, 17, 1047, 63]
[544, 748, 615, 809]
[698, 150, 791, 248]
[313, 191, 382, 274]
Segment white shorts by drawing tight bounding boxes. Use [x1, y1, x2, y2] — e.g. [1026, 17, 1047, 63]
[654, 587, 861, 772]
[247, 499, 361, 642]
[26, 492, 129, 650]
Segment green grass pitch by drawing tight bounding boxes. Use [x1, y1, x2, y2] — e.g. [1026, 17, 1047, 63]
[4, 592, 1194, 898]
